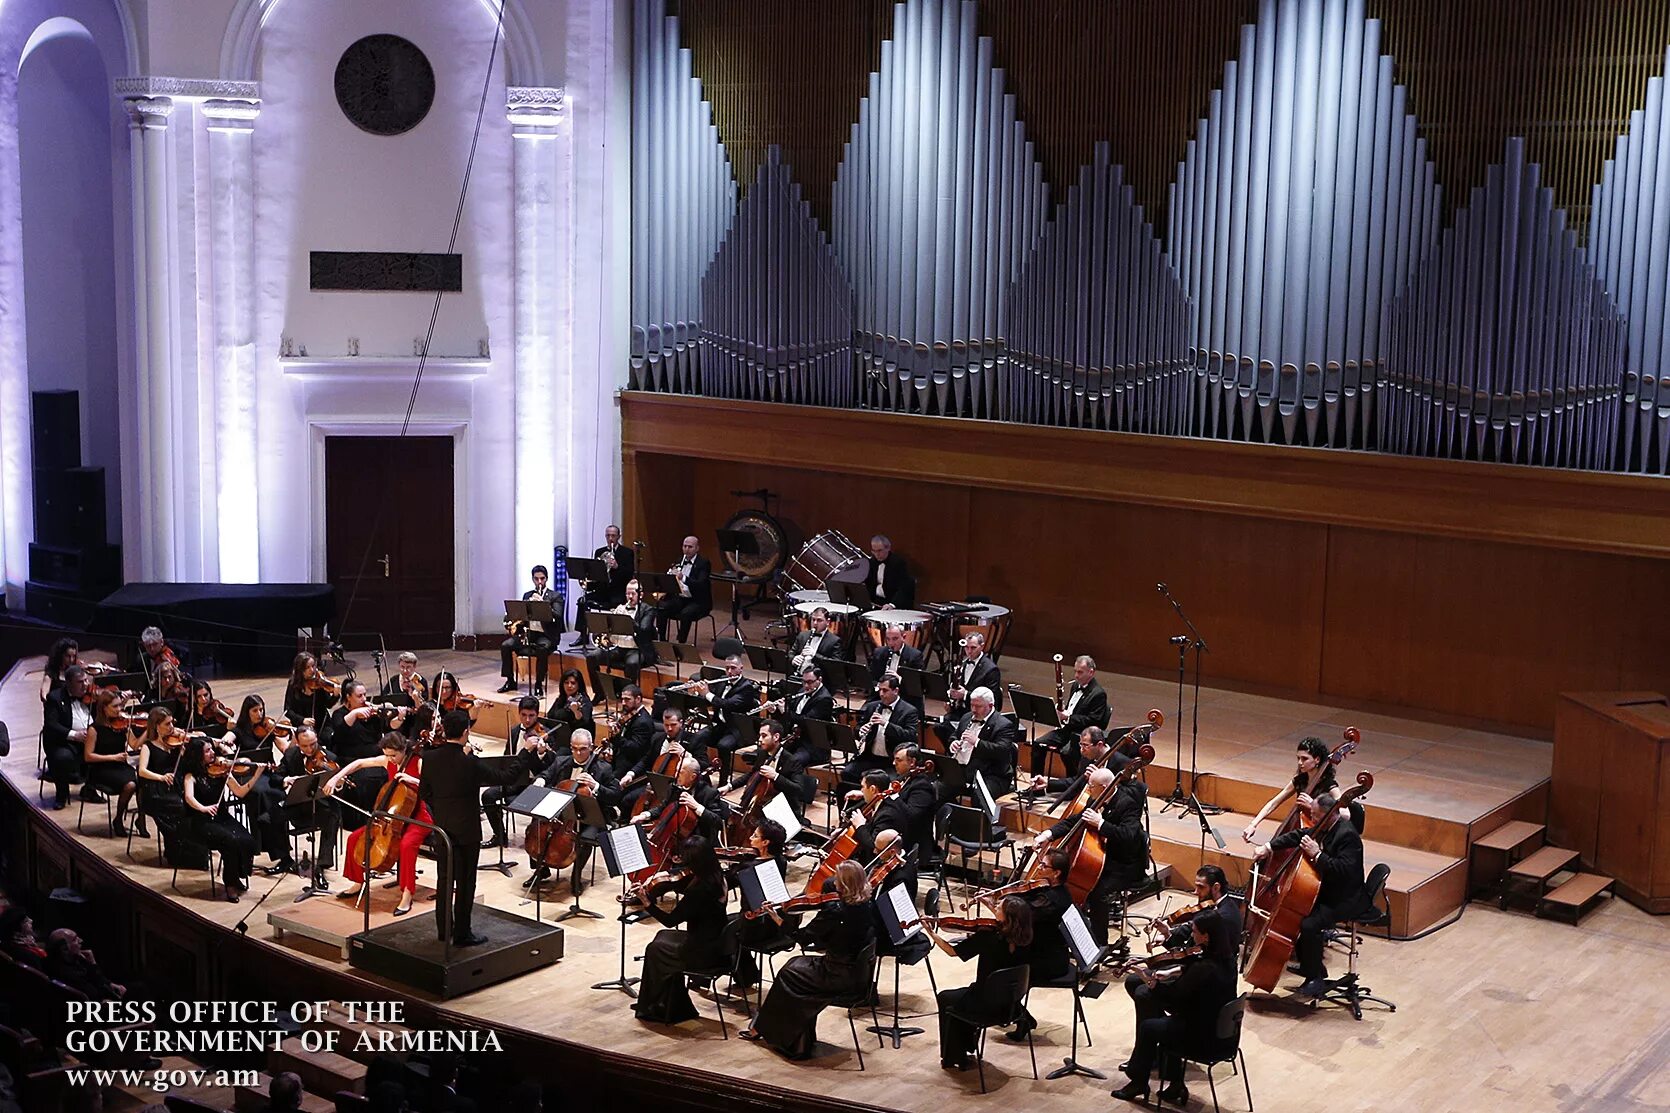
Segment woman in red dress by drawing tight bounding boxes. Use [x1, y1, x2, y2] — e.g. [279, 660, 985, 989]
[329, 732, 428, 916]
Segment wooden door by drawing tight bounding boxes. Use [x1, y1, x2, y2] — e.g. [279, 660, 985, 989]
[325, 435, 455, 647]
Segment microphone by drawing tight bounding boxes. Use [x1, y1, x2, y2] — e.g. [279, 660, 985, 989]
[1155, 582, 1167, 593]
[1168, 635, 1190, 646]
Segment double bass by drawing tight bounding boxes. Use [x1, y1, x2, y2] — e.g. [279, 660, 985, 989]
[1021, 742, 1155, 905]
[1241, 771, 1374, 992]
[1258, 727, 1360, 883]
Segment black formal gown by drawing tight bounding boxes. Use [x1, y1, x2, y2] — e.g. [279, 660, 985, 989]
[937, 931, 1034, 1062]
[633, 874, 730, 1024]
[751, 899, 877, 1060]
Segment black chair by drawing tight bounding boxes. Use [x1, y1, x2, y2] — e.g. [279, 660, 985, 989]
[683, 949, 744, 1039]
[828, 950, 885, 1071]
[942, 964, 1037, 1094]
[870, 934, 938, 1048]
[76, 789, 117, 836]
[941, 803, 1017, 891]
[169, 834, 221, 900]
[1315, 863, 1397, 1020]
[1158, 994, 1253, 1112]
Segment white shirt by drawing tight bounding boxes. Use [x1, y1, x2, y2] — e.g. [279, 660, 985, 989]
[866, 703, 895, 758]
[70, 700, 93, 734]
[678, 558, 693, 597]
[1064, 687, 1084, 718]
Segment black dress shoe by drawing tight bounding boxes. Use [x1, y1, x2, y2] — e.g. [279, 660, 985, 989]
[1296, 978, 1330, 999]
[1110, 1079, 1150, 1102]
[111, 818, 129, 838]
[1004, 1015, 1037, 1042]
[453, 932, 489, 947]
[522, 867, 550, 890]
[497, 681, 518, 694]
[1156, 1082, 1188, 1105]
[481, 834, 508, 850]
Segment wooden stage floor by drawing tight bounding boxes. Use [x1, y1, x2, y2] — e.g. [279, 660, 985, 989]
[4, 646, 1667, 1113]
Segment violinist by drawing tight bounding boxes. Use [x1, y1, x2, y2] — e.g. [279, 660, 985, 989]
[632, 835, 729, 1025]
[333, 733, 426, 917]
[233, 695, 290, 764]
[378, 651, 428, 709]
[1111, 908, 1239, 1106]
[179, 737, 260, 902]
[609, 685, 659, 792]
[42, 665, 93, 810]
[284, 653, 340, 741]
[846, 770, 909, 862]
[481, 697, 555, 850]
[498, 564, 558, 696]
[1242, 736, 1358, 842]
[329, 682, 407, 812]
[923, 895, 1035, 1072]
[232, 695, 296, 877]
[137, 625, 182, 690]
[40, 637, 80, 702]
[184, 681, 235, 741]
[83, 689, 140, 835]
[134, 707, 185, 840]
[724, 819, 794, 992]
[153, 662, 191, 719]
[687, 655, 758, 782]
[631, 755, 726, 842]
[276, 726, 341, 889]
[420, 710, 522, 947]
[840, 675, 920, 791]
[544, 669, 596, 737]
[1144, 865, 1240, 953]
[1251, 791, 1364, 998]
[523, 728, 619, 893]
[740, 859, 877, 1057]
[1001, 848, 1074, 1043]
[1030, 765, 1149, 951]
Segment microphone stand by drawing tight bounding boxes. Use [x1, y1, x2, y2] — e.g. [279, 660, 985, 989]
[1155, 584, 1221, 819]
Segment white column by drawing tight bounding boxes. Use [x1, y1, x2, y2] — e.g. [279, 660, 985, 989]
[124, 95, 178, 582]
[509, 88, 565, 580]
[203, 97, 261, 583]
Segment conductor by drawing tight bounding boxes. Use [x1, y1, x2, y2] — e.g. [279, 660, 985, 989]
[419, 710, 518, 947]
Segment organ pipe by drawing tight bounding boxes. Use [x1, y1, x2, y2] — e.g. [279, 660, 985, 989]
[1167, 0, 1440, 448]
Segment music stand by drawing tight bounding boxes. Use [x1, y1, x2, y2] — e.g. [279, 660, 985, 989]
[509, 784, 575, 920]
[714, 528, 761, 637]
[600, 611, 639, 644]
[283, 773, 332, 902]
[527, 599, 558, 631]
[593, 824, 653, 997]
[743, 642, 776, 680]
[556, 791, 610, 924]
[1047, 904, 1109, 1081]
[826, 579, 875, 609]
[896, 666, 927, 705]
[653, 641, 686, 680]
[477, 755, 526, 878]
[566, 557, 607, 593]
[595, 671, 624, 708]
[636, 571, 681, 599]
[762, 645, 795, 679]
[871, 883, 928, 1045]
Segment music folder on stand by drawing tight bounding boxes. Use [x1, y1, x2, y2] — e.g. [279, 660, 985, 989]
[593, 825, 654, 998]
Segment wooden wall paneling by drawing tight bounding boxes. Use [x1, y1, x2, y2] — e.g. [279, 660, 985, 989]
[1551, 695, 1607, 859]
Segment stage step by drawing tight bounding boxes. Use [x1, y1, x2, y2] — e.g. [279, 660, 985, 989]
[268, 1039, 367, 1098]
[1537, 873, 1616, 924]
[1499, 844, 1581, 911]
[1472, 819, 1546, 852]
[234, 1075, 336, 1113]
[1468, 819, 1546, 896]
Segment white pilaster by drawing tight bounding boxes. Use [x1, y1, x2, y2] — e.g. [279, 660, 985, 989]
[203, 97, 261, 583]
[124, 94, 178, 581]
[508, 87, 566, 582]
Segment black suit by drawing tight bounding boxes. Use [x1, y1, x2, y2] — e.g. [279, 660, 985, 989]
[1033, 679, 1111, 774]
[736, 744, 809, 819]
[1048, 780, 1149, 947]
[863, 553, 915, 609]
[500, 587, 559, 690]
[659, 554, 713, 641]
[781, 686, 836, 766]
[947, 710, 1020, 796]
[480, 725, 552, 842]
[418, 741, 520, 943]
[585, 604, 658, 692]
[41, 687, 86, 806]
[790, 629, 843, 669]
[1268, 819, 1366, 980]
[579, 542, 635, 612]
[644, 777, 729, 841]
[528, 753, 620, 881]
[690, 675, 760, 780]
[840, 697, 922, 789]
[892, 773, 939, 860]
[608, 708, 659, 783]
[867, 644, 927, 689]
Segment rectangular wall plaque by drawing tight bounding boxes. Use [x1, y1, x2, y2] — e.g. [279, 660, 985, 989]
[309, 251, 463, 292]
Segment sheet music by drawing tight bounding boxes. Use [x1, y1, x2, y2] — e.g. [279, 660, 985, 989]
[974, 772, 1000, 823]
[1061, 904, 1100, 967]
[762, 792, 803, 841]
[755, 859, 791, 905]
[608, 826, 650, 873]
[535, 790, 574, 820]
[886, 885, 922, 938]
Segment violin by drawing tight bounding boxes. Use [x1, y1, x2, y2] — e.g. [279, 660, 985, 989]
[1113, 944, 1204, 977]
[627, 865, 691, 905]
[744, 888, 840, 921]
[208, 754, 273, 778]
[252, 716, 295, 741]
[912, 913, 1003, 933]
[1152, 896, 1217, 934]
[971, 875, 1052, 907]
[302, 671, 341, 697]
[303, 749, 341, 776]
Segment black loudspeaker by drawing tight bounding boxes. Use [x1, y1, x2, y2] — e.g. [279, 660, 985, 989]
[29, 541, 121, 593]
[23, 580, 100, 627]
[31, 390, 82, 471]
[33, 466, 107, 548]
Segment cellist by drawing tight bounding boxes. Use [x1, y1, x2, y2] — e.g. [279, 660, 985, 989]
[331, 733, 426, 917]
[523, 728, 619, 895]
[1029, 765, 1149, 952]
[630, 754, 726, 843]
[1250, 790, 1364, 999]
[730, 720, 805, 828]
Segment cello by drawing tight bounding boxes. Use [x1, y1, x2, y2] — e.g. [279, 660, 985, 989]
[1022, 742, 1155, 904]
[524, 755, 603, 872]
[627, 794, 700, 890]
[1241, 772, 1374, 991]
[351, 730, 428, 880]
[724, 742, 783, 846]
[1048, 710, 1165, 814]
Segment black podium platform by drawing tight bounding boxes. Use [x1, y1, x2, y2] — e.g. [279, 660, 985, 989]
[347, 906, 564, 998]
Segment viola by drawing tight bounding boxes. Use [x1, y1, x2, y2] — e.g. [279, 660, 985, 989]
[302, 673, 341, 697]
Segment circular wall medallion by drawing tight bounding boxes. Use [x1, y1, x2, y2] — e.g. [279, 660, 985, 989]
[333, 34, 435, 136]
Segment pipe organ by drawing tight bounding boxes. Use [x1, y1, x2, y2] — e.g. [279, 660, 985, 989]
[1381, 139, 1625, 468]
[1590, 45, 1670, 477]
[630, 0, 737, 395]
[1004, 144, 1192, 433]
[1168, 0, 1441, 450]
[831, 0, 1048, 419]
[698, 149, 856, 409]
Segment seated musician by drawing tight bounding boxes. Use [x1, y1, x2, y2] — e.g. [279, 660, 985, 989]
[845, 770, 912, 864]
[998, 848, 1075, 1043]
[657, 535, 713, 643]
[1242, 736, 1357, 841]
[84, 689, 139, 835]
[946, 687, 1020, 797]
[620, 707, 696, 814]
[41, 636, 81, 702]
[275, 725, 339, 890]
[725, 819, 795, 990]
[283, 652, 340, 744]
[1143, 865, 1242, 955]
[524, 728, 618, 895]
[378, 651, 427, 709]
[840, 676, 921, 791]
[631, 754, 727, 842]
[688, 655, 759, 782]
[632, 835, 730, 1024]
[887, 745, 942, 864]
[576, 524, 634, 644]
[1031, 655, 1110, 775]
[789, 608, 843, 670]
[42, 665, 93, 810]
[741, 860, 878, 1056]
[733, 719, 806, 821]
[498, 564, 558, 696]
[609, 684, 661, 800]
[544, 669, 596, 736]
[923, 895, 1034, 1071]
[137, 626, 183, 695]
[179, 736, 261, 902]
[779, 666, 836, 767]
[1027, 727, 1112, 798]
[584, 579, 658, 692]
[328, 682, 406, 815]
[863, 534, 915, 609]
[1111, 908, 1239, 1106]
[1030, 765, 1148, 952]
[330, 733, 425, 917]
[134, 708, 186, 856]
[155, 663, 192, 724]
[866, 624, 926, 692]
[939, 631, 1002, 733]
[1251, 791, 1365, 998]
[481, 697, 553, 849]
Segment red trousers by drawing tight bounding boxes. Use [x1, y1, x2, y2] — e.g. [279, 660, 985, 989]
[344, 811, 429, 892]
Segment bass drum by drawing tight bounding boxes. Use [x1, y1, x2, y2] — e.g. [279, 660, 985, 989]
[719, 509, 790, 581]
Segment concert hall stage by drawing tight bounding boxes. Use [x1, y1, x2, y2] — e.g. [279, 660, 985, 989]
[5, 649, 1668, 1113]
